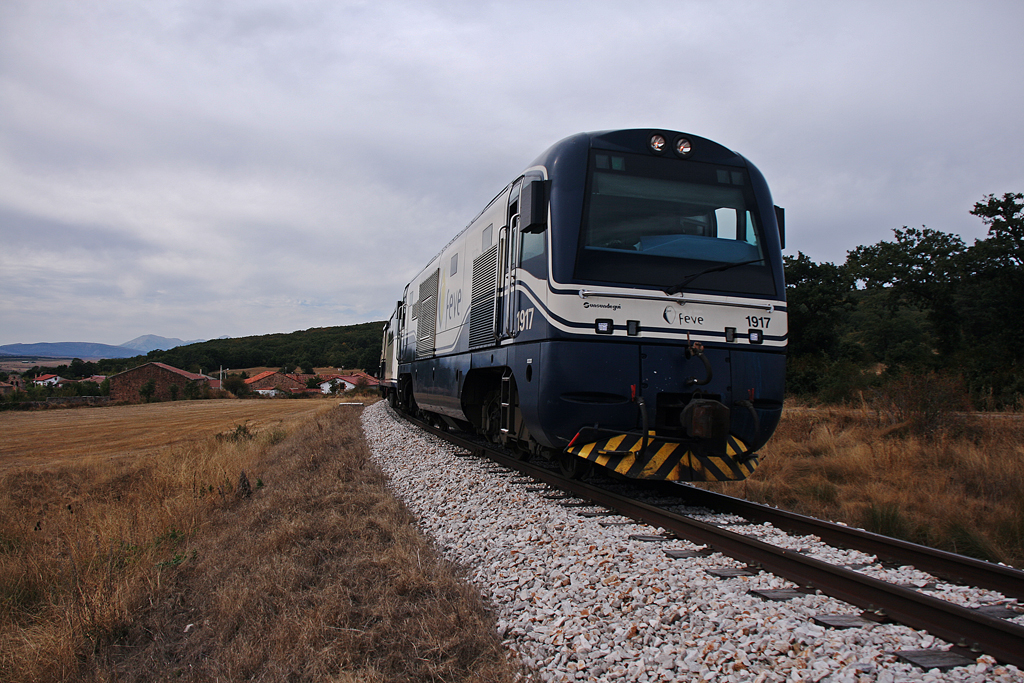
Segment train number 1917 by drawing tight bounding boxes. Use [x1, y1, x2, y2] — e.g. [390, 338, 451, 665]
[745, 315, 770, 328]
[517, 307, 535, 333]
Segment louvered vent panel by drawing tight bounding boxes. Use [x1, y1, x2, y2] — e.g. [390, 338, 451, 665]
[469, 245, 498, 348]
[416, 269, 439, 359]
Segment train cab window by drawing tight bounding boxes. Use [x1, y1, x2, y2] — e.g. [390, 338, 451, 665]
[519, 229, 547, 278]
[574, 151, 775, 295]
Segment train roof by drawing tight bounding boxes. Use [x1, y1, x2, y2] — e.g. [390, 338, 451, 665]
[528, 129, 746, 169]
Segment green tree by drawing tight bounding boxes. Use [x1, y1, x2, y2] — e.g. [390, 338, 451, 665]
[139, 379, 156, 402]
[222, 374, 249, 396]
[847, 226, 966, 358]
[970, 192, 1024, 267]
[783, 252, 855, 359]
[957, 192, 1024, 403]
[846, 291, 932, 370]
[75, 381, 101, 397]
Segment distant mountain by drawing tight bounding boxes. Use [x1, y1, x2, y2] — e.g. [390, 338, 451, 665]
[120, 334, 204, 353]
[0, 342, 137, 359]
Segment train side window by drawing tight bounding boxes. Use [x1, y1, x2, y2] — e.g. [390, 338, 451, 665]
[450, 253, 458, 276]
[482, 224, 493, 250]
[519, 230, 547, 278]
[745, 211, 758, 245]
[508, 180, 521, 221]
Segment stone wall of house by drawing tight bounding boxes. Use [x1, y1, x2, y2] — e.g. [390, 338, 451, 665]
[110, 364, 207, 403]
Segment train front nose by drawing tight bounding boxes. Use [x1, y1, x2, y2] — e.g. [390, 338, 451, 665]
[540, 337, 783, 481]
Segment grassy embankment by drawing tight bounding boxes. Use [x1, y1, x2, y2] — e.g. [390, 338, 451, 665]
[707, 396, 1024, 568]
[0, 397, 521, 682]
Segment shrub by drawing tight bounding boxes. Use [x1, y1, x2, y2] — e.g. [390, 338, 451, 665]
[875, 371, 970, 437]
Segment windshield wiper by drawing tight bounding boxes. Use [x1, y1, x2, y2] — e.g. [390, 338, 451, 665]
[663, 259, 764, 295]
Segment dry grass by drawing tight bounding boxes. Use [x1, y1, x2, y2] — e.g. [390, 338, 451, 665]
[0, 400, 522, 682]
[707, 404, 1024, 567]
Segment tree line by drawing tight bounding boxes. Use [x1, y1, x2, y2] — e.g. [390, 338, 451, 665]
[93, 321, 385, 377]
[786, 192, 1024, 407]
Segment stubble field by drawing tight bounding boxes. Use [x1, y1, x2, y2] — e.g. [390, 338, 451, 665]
[0, 398, 520, 683]
[0, 399, 333, 471]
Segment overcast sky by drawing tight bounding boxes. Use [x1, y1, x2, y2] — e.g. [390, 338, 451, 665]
[2, 0, 1022, 347]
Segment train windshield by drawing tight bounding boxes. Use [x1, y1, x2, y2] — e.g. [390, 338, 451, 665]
[575, 151, 776, 295]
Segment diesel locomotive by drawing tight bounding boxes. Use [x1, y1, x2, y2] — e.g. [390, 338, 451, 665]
[380, 129, 787, 481]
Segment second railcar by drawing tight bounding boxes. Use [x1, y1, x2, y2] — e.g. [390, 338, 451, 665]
[381, 129, 787, 481]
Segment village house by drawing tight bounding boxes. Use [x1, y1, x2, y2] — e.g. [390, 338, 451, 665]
[108, 362, 219, 403]
[317, 373, 379, 394]
[244, 371, 305, 394]
[32, 374, 63, 386]
[317, 376, 349, 394]
[0, 374, 25, 395]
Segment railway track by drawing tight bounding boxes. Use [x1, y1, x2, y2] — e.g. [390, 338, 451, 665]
[404, 413, 1024, 671]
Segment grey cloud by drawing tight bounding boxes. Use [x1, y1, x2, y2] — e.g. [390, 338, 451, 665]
[1, 0, 1022, 345]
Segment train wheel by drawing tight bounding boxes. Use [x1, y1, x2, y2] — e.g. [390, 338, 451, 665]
[482, 394, 502, 444]
[558, 452, 591, 480]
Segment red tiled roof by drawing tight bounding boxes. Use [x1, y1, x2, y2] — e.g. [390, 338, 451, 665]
[245, 371, 277, 385]
[338, 374, 379, 386]
[149, 362, 209, 381]
[110, 362, 213, 382]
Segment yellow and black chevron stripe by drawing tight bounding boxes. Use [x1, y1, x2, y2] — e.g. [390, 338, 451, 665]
[565, 432, 758, 481]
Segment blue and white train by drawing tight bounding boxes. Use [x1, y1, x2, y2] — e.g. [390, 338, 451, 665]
[380, 129, 787, 481]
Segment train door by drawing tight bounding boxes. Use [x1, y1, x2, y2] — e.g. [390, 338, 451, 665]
[398, 285, 412, 363]
[497, 179, 522, 341]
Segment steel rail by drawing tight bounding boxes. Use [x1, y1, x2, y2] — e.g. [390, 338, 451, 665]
[403, 414, 1024, 668]
[658, 483, 1024, 601]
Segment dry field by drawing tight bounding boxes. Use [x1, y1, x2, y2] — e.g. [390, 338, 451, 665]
[706, 404, 1024, 568]
[0, 398, 521, 683]
[0, 358, 87, 374]
[0, 399, 332, 471]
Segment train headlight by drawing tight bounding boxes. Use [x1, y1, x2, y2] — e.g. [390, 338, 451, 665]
[748, 329, 763, 344]
[649, 134, 667, 153]
[595, 319, 614, 334]
[674, 137, 693, 156]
